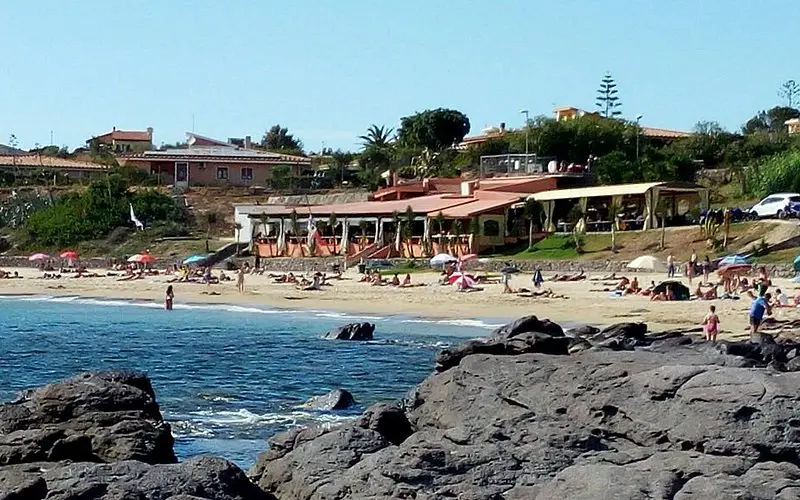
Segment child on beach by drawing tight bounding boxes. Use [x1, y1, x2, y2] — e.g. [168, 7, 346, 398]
[702, 305, 720, 342]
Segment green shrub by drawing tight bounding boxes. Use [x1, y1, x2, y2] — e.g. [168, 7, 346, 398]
[25, 177, 186, 247]
[746, 150, 800, 198]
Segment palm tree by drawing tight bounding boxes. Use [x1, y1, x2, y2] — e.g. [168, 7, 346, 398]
[469, 217, 480, 254]
[451, 219, 463, 255]
[435, 212, 446, 253]
[404, 205, 415, 258]
[234, 222, 243, 255]
[328, 212, 338, 254]
[359, 125, 394, 148]
[522, 199, 543, 250]
[289, 209, 302, 256]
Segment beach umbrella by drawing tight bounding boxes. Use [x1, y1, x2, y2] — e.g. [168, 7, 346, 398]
[717, 264, 752, 276]
[128, 253, 157, 264]
[793, 255, 800, 272]
[183, 254, 208, 265]
[719, 254, 749, 266]
[60, 250, 79, 260]
[451, 274, 477, 290]
[430, 253, 456, 266]
[460, 253, 478, 262]
[447, 272, 476, 284]
[28, 253, 49, 261]
[626, 255, 664, 272]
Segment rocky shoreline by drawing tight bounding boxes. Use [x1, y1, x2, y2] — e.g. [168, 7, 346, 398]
[2, 318, 800, 499]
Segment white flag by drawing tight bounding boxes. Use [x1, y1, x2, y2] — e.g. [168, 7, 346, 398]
[129, 203, 144, 230]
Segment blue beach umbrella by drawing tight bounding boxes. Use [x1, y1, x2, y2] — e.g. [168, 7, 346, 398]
[719, 254, 749, 267]
[183, 254, 208, 266]
[793, 255, 800, 272]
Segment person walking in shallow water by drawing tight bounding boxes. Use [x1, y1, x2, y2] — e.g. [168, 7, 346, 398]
[237, 266, 246, 293]
[165, 285, 174, 311]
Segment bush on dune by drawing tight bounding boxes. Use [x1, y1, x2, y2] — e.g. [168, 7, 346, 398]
[25, 175, 186, 248]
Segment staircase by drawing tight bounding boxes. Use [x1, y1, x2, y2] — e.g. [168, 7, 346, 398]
[205, 241, 248, 268]
[345, 244, 391, 268]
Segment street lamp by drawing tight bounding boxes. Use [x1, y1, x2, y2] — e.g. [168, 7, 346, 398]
[635, 114, 643, 162]
[520, 109, 530, 169]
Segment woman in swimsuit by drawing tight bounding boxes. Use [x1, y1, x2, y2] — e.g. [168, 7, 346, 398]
[165, 285, 174, 311]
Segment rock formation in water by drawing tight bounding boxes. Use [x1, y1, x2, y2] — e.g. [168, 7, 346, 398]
[301, 389, 356, 411]
[324, 322, 374, 341]
[0, 371, 273, 500]
[250, 315, 800, 500]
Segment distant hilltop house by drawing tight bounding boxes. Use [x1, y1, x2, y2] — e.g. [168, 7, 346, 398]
[786, 118, 800, 135]
[457, 107, 692, 150]
[87, 127, 154, 154]
[118, 132, 310, 188]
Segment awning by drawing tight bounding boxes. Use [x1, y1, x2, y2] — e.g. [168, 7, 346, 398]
[528, 182, 706, 202]
[430, 197, 520, 218]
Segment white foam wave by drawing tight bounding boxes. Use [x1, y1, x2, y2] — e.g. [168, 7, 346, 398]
[184, 408, 354, 427]
[400, 318, 503, 329]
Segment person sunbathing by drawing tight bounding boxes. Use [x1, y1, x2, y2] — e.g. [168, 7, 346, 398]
[638, 281, 657, 297]
[391, 273, 400, 286]
[401, 274, 412, 287]
[651, 291, 667, 301]
[117, 269, 144, 281]
[615, 277, 630, 291]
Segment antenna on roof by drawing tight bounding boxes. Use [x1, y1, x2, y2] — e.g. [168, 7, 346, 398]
[192, 114, 195, 133]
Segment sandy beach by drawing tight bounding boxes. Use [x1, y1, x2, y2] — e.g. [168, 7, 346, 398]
[2, 265, 798, 339]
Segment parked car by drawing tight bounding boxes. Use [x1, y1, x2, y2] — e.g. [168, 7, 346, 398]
[748, 193, 800, 219]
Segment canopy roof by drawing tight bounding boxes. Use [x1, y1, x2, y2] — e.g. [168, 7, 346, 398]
[528, 182, 706, 202]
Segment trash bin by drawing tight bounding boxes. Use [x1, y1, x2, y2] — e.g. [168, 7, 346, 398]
[357, 263, 366, 274]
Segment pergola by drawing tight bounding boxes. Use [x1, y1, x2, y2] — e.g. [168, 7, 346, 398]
[529, 182, 710, 232]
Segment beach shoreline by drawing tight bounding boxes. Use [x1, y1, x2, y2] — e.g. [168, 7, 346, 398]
[2, 265, 797, 339]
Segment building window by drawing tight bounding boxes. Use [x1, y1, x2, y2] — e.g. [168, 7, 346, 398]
[241, 167, 253, 180]
[483, 220, 500, 237]
[216, 167, 229, 180]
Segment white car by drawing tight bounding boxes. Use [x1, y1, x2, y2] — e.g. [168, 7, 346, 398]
[749, 193, 800, 219]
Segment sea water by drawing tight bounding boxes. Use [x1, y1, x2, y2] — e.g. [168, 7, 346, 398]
[0, 296, 500, 468]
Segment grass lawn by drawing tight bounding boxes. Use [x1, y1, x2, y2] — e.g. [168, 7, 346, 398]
[491, 221, 791, 262]
[751, 247, 799, 265]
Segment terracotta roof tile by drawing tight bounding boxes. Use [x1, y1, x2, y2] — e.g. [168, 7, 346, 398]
[0, 155, 108, 170]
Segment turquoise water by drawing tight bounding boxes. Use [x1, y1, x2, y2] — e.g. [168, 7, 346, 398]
[0, 295, 498, 467]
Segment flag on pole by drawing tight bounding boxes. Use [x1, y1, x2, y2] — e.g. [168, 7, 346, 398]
[129, 203, 144, 230]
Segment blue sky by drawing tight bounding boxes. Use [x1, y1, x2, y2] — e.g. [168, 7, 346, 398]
[2, 1, 799, 152]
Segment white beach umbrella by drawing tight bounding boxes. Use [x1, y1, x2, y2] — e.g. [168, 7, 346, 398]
[430, 253, 457, 266]
[626, 255, 664, 272]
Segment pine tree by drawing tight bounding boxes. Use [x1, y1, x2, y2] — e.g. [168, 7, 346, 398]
[596, 72, 622, 118]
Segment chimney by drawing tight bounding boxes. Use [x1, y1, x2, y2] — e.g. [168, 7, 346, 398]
[112, 126, 116, 132]
[245, 135, 252, 149]
[499, 122, 506, 133]
[146, 127, 153, 140]
[460, 181, 475, 197]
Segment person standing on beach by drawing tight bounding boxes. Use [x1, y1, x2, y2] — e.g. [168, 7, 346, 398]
[165, 285, 174, 311]
[666, 253, 675, 278]
[237, 266, 246, 293]
[702, 304, 720, 342]
[703, 255, 711, 284]
[749, 292, 772, 338]
[687, 250, 697, 285]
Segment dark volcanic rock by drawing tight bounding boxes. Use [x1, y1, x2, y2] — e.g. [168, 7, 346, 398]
[1, 457, 274, 500]
[0, 372, 270, 500]
[300, 389, 355, 411]
[0, 371, 175, 466]
[251, 318, 800, 500]
[356, 403, 411, 445]
[324, 322, 374, 341]
[436, 315, 569, 372]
